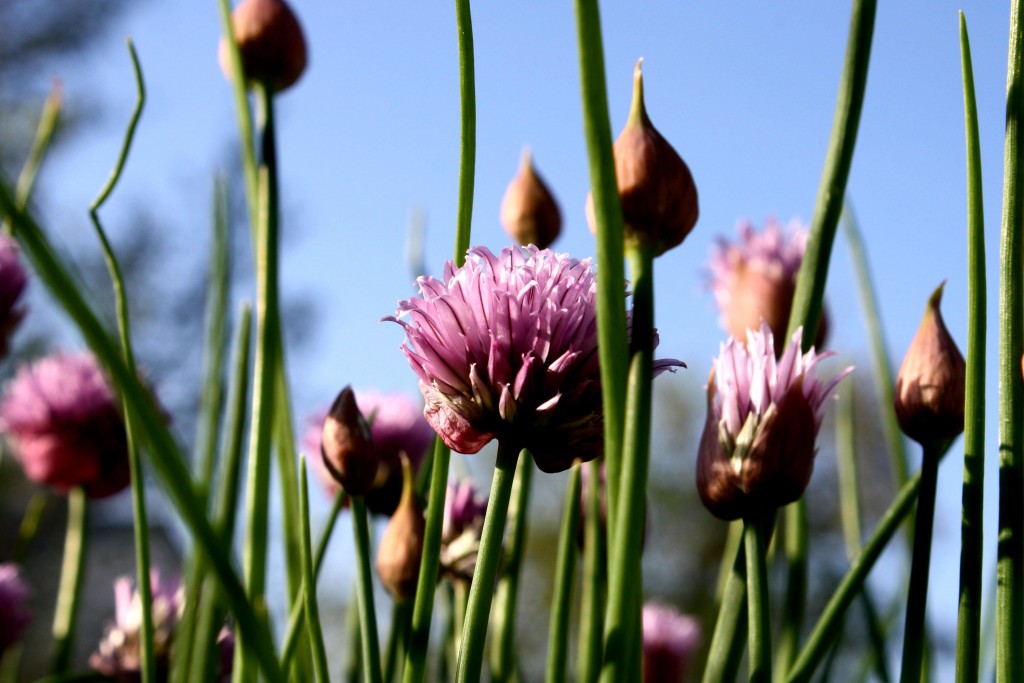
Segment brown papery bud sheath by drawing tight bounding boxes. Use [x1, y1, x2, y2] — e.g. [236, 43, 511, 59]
[321, 386, 378, 496]
[500, 149, 562, 249]
[586, 58, 698, 257]
[376, 455, 425, 601]
[894, 283, 966, 450]
[218, 0, 307, 92]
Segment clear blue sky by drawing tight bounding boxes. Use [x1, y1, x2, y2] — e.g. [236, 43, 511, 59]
[19, 0, 1015, 666]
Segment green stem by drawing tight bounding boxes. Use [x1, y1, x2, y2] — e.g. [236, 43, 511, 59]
[452, 0, 475, 265]
[401, 439, 451, 683]
[956, 13, 987, 683]
[4, 83, 61, 235]
[899, 447, 942, 683]
[576, 459, 605, 683]
[50, 488, 88, 675]
[456, 442, 521, 683]
[546, 465, 582, 683]
[702, 542, 746, 683]
[572, 0, 629, 535]
[13, 492, 48, 564]
[490, 450, 534, 682]
[87, 41, 154, 683]
[600, 244, 654, 683]
[996, 1, 1024, 681]
[383, 601, 412, 683]
[353, 497, 384, 683]
[345, 592, 363, 683]
[299, 459, 330, 683]
[745, 514, 771, 683]
[787, 471, 922, 683]
[775, 500, 807, 681]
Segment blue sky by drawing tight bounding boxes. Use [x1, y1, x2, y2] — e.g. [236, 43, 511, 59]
[17, 0, 1017, 666]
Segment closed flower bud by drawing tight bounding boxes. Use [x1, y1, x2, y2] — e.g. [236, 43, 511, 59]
[894, 283, 965, 451]
[500, 149, 562, 249]
[321, 386, 379, 497]
[376, 456, 425, 601]
[586, 59, 698, 257]
[218, 0, 307, 92]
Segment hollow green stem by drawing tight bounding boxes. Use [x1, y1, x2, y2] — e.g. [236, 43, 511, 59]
[600, 244, 655, 683]
[577, 459, 605, 683]
[899, 446, 942, 683]
[452, 0, 475, 265]
[401, 439, 451, 683]
[456, 443, 522, 683]
[4, 83, 61, 235]
[353, 497, 384, 683]
[215, 0, 258, 221]
[702, 541, 746, 683]
[956, 13, 987, 683]
[744, 513, 771, 683]
[490, 450, 534, 682]
[996, 2, 1024, 681]
[13, 492, 48, 564]
[383, 601, 412, 683]
[787, 471, 922, 683]
[298, 459, 330, 682]
[50, 487, 88, 675]
[572, 0, 628, 536]
[546, 465, 582, 683]
[346, 592, 363, 683]
[775, 500, 807, 681]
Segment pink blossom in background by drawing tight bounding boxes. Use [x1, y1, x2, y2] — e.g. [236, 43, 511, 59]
[386, 245, 681, 473]
[0, 235, 27, 359]
[0, 563, 31, 655]
[697, 323, 851, 520]
[440, 478, 487, 582]
[302, 389, 434, 515]
[0, 352, 130, 498]
[642, 602, 700, 683]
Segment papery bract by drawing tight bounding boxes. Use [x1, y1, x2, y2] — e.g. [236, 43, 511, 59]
[696, 322, 850, 520]
[0, 352, 130, 498]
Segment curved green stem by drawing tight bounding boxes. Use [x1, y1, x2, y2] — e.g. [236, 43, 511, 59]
[996, 1, 1024, 681]
[787, 471, 922, 683]
[957, 12, 987, 683]
[50, 487, 88, 675]
[572, 0, 628, 536]
[490, 450, 534, 682]
[4, 83, 61, 235]
[745, 514, 771, 683]
[353, 497, 384, 683]
[546, 466, 582, 683]
[899, 447, 942, 683]
[87, 40, 154, 683]
[456, 443, 522, 683]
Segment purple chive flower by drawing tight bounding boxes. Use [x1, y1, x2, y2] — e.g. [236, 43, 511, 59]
[0, 563, 31, 655]
[440, 478, 487, 583]
[90, 571, 183, 680]
[696, 322, 851, 520]
[302, 389, 434, 515]
[641, 602, 700, 683]
[0, 352, 130, 499]
[386, 245, 682, 473]
[707, 218, 826, 353]
[0, 235, 27, 359]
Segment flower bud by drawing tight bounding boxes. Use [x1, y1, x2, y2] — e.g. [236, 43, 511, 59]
[642, 602, 700, 683]
[585, 59, 698, 257]
[0, 564, 31, 655]
[218, 0, 307, 93]
[321, 386, 379, 497]
[500, 149, 562, 249]
[894, 283, 965, 451]
[376, 456, 425, 601]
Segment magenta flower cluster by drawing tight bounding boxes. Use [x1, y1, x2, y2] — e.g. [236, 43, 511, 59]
[0, 352, 129, 499]
[641, 602, 700, 683]
[0, 563, 31, 655]
[0, 235, 27, 359]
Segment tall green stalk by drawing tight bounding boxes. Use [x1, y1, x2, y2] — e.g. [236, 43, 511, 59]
[298, 459, 330, 682]
[50, 487, 88, 675]
[745, 514, 771, 683]
[546, 466, 582, 683]
[956, 11, 987, 683]
[997, 2, 1024, 681]
[456, 444, 522, 683]
[576, 459, 605, 683]
[3, 83, 61, 235]
[702, 542, 747, 683]
[572, 0, 629, 538]
[353, 497, 384, 683]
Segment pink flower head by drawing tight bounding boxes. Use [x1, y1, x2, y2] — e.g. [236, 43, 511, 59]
[0, 563, 31, 654]
[696, 322, 851, 520]
[0, 235, 27, 359]
[707, 218, 826, 353]
[440, 478, 487, 582]
[0, 352, 129, 498]
[642, 602, 700, 683]
[386, 245, 681, 473]
[90, 571, 183, 679]
[302, 389, 434, 515]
